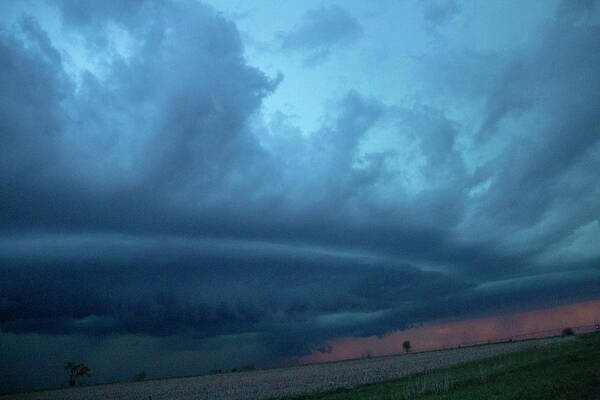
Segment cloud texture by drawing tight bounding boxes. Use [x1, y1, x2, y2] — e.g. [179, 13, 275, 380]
[0, 0, 599, 392]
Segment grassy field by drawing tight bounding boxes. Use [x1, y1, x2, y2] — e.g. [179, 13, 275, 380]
[3, 334, 595, 399]
[273, 332, 600, 400]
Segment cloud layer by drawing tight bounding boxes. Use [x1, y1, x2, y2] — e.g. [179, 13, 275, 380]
[277, 5, 362, 65]
[1, 0, 599, 392]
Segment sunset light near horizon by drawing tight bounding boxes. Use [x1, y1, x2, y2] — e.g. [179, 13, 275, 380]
[302, 299, 600, 363]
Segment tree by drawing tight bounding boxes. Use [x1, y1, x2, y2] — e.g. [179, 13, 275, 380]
[133, 371, 147, 382]
[562, 327, 575, 336]
[402, 340, 411, 353]
[65, 362, 91, 387]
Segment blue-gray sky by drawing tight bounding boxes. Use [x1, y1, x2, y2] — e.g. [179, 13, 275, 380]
[1, 0, 600, 393]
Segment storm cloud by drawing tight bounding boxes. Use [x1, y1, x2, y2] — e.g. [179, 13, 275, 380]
[277, 5, 363, 66]
[1, 0, 599, 393]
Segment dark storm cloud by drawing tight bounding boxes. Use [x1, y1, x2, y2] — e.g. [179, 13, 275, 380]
[1, 0, 600, 392]
[277, 5, 362, 66]
[1, 0, 280, 236]
[470, 22, 600, 253]
[2, 234, 598, 357]
[0, 236, 477, 350]
[0, 17, 69, 185]
[414, 12, 600, 263]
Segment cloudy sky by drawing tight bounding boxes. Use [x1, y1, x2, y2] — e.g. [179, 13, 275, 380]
[1, 0, 600, 392]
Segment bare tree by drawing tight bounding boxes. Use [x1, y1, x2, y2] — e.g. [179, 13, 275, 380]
[562, 327, 575, 336]
[65, 362, 91, 387]
[134, 371, 147, 382]
[402, 340, 411, 353]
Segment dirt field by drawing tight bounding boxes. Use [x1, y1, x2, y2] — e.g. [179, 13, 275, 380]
[3, 337, 569, 400]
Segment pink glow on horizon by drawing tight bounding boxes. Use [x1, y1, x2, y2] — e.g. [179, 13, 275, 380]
[301, 299, 600, 364]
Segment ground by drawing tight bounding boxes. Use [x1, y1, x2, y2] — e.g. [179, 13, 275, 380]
[2, 334, 597, 400]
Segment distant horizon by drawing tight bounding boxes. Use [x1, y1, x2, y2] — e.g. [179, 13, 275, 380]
[300, 298, 600, 364]
[1, 299, 599, 395]
[3, 300, 598, 395]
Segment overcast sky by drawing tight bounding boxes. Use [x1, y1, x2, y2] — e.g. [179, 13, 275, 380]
[1, 0, 600, 393]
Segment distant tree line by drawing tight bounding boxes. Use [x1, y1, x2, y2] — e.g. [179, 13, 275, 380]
[211, 364, 256, 374]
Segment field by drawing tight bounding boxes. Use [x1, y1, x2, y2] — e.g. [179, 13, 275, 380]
[3, 335, 595, 400]
[277, 332, 600, 400]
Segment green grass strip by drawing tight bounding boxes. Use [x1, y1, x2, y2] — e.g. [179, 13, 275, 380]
[273, 333, 600, 400]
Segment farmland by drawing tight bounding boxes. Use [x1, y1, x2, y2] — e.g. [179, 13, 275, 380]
[278, 332, 600, 399]
[2, 335, 585, 400]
